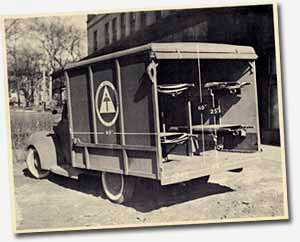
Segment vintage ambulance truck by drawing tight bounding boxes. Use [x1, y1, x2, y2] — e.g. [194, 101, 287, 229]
[26, 42, 260, 203]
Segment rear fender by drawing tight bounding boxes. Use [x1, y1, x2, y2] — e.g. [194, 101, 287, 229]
[27, 131, 59, 170]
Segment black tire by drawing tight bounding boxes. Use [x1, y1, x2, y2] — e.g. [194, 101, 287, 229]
[101, 172, 135, 204]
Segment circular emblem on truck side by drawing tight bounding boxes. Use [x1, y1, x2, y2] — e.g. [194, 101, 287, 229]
[95, 81, 119, 127]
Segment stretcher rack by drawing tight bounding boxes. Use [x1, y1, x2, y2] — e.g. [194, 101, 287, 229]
[160, 132, 196, 158]
[157, 78, 253, 159]
[157, 83, 195, 96]
[169, 124, 253, 154]
[157, 83, 197, 157]
[169, 124, 253, 135]
[203, 81, 251, 94]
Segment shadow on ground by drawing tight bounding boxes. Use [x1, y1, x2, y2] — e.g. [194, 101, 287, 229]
[125, 178, 234, 212]
[23, 168, 234, 213]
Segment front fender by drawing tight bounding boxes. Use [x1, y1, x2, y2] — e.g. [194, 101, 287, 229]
[27, 131, 58, 170]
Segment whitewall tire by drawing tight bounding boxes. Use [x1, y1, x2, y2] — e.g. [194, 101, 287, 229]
[101, 172, 135, 204]
[26, 148, 50, 179]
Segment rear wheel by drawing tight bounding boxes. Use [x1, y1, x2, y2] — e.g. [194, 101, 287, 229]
[101, 172, 135, 204]
[26, 148, 50, 179]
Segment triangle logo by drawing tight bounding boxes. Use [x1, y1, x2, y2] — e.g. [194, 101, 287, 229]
[99, 86, 116, 114]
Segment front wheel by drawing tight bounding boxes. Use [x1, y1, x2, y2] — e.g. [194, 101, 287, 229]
[101, 172, 135, 204]
[26, 148, 50, 179]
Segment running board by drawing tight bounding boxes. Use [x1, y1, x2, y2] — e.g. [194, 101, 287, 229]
[50, 165, 84, 179]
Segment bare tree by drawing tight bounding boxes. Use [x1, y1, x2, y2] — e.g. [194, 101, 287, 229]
[29, 17, 85, 72]
[7, 46, 43, 107]
[4, 19, 24, 43]
[5, 19, 27, 107]
[5, 16, 86, 108]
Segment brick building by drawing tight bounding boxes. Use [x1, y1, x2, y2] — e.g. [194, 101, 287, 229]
[86, 4, 279, 145]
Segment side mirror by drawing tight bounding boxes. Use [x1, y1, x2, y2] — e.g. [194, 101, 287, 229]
[52, 109, 58, 115]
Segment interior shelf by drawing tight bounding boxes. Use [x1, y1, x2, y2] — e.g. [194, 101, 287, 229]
[169, 124, 252, 133]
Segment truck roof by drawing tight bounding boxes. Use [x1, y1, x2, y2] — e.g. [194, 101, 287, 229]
[64, 42, 258, 71]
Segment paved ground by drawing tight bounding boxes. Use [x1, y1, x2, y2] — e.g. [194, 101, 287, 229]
[12, 145, 288, 232]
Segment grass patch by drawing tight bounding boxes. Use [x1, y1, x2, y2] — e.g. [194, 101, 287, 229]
[10, 111, 53, 162]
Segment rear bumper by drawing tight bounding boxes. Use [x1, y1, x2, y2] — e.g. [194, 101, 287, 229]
[160, 151, 259, 185]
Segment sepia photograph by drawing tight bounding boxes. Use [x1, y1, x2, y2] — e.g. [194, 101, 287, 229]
[1, 1, 288, 234]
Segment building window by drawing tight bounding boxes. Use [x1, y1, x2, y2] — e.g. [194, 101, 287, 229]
[140, 12, 146, 28]
[105, 22, 109, 45]
[155, 11, 162, 21]
[112, 18, 117, 42]
[120, 13, 126, 38]
[130, 12, 136, 34]
[93, 30, 98, 51]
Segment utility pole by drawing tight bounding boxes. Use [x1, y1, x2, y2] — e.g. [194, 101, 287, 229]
[49, 74, 52, 108]
[42, 64, 46, 111]
[39, 59, 46, 111]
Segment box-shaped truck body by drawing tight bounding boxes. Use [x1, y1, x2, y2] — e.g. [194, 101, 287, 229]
[26, 42, 260, 203]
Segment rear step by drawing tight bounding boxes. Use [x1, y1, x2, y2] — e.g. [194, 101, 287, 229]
[160, 151, 258, 185]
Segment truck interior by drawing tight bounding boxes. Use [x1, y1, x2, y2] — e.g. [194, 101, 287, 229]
[153, 59, 259, 183]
